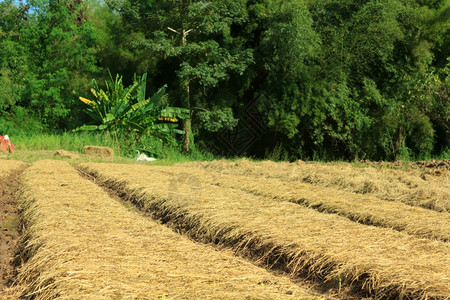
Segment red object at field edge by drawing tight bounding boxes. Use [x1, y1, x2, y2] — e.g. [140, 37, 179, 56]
[0, 136, 14, 153]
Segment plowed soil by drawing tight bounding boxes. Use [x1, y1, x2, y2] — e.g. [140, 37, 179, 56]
[0, 161, 27, 295]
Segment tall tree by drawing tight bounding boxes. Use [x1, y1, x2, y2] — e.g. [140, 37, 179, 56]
[0, 0, 29, 113]
[18, 0, 98, 129]
[105, 0, 252, 152]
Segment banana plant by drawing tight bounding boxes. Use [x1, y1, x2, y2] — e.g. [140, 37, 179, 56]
[75, 72, 190, 145]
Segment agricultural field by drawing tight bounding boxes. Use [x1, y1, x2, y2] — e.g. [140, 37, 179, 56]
[0, 158, 449, 299]
[0, 161, 27, 295]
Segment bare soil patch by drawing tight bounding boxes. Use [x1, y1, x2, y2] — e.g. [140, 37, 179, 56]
[0, 162, 27, 294]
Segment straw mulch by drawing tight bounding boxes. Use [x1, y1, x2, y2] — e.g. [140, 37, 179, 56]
[145, 165, 450, 242]
[182, 159, 450, 213]
[0, 160, 26, 178]
[80, 162, 450, 300]
[6, 160, 319, 299]
[53, 150, 80, 159]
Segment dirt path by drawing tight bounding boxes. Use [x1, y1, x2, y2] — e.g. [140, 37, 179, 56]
[0, 162, 27, 295]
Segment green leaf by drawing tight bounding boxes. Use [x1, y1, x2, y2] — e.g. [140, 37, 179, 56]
[137, 73, 147, 102]
[148, 85, 168, 109]
[74, 124, 100, 132]
[106, 113, 116, 122]
[126, 120, 147, 132]
[161, 107, 190, 119]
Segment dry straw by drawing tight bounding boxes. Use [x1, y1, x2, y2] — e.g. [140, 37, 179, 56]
[81, 162, 450, 300]
[183, 159, 450, 213]
[148, 165, 450, 242]
[0, 160, 26, 179]
[6, 160, 318, 299]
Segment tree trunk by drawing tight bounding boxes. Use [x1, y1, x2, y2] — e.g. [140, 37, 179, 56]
[168, 10, 194, 153]
[183, 118, 191, 153]
[181, 28, 192, 153]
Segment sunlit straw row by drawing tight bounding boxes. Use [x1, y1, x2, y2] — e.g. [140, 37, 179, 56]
[183, 159, 450, 212]
[146, 164, 450, 242]
[9, 160, 318, 299]
[81, 162, 450, 299]
[0, 160, 26, 179]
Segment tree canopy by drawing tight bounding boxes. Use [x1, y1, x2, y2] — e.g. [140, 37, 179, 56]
[1, 0, 449, 161]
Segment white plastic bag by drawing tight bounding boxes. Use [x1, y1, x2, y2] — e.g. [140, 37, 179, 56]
[136, 152, 156, 162]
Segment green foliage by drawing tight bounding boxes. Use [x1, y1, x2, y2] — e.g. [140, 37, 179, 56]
[0, 0, 98, 130]
[407, 110, 435, 159]
[75, 72, 189, 145]
[0, 1, 28, 111]
[196, 107, 238, 132]
[264, 143, 290, 162]
[251, 0, 321, 148]
[0, 106, 44, 136]
[1, 0, 449, 161]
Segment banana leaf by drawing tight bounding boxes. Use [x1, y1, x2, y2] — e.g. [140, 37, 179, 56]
[73, 124, 100, 132]
[161, 106, 190, 119]
[125, 120, 147, 132]
[136, 73, 147, 102]
[146, 85, 167, 110]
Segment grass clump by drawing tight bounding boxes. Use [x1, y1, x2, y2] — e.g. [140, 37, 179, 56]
[3, 131, 214, 165]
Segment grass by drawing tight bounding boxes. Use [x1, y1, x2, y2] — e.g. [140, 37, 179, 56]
[4, 131, 214, 164]
[80, 161, 450, 300]
[3, 129, 448, 165]
[11, 131, 113, 152]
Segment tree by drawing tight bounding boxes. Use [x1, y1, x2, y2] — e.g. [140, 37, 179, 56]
[104, 0, 252, 152]
[18, 0, 98, 129]
[76, 72, 189, 146]
[0, 0, 29, 112]
[249, 0, 320, 157]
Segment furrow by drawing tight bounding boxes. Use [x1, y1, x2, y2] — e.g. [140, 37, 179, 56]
[0, 160, 28, 298]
